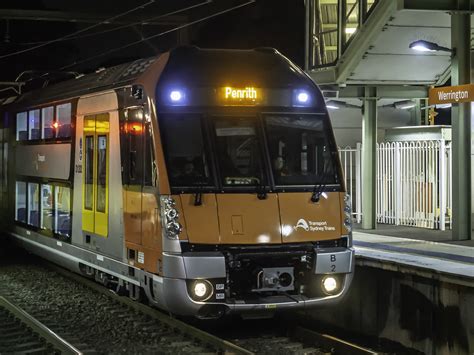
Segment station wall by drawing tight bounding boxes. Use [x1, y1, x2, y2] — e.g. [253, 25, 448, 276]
[328, 105, 412, 148]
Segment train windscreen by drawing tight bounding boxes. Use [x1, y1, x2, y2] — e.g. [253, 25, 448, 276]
[160, 113, 340, 190]
[264, 114, 339, 186]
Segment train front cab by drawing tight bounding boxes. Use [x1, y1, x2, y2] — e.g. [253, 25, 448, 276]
[151, 48, 355, 318]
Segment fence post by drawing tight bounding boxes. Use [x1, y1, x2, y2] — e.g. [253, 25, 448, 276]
[394, 142, 401, 225]
[355, 142, 362, 223]
[439, 140, 446, 231]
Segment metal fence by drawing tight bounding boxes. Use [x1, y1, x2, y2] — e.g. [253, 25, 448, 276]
[339, 141, 452, 230]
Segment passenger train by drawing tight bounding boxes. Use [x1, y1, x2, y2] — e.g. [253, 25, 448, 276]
[0, 46, 354, 318]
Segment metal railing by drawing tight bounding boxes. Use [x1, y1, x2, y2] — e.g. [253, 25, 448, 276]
[339, 141, 452, 230]
[306, 0, 378, 70]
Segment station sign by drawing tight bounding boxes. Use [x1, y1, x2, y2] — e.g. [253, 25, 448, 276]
[429, 84, 474, 105]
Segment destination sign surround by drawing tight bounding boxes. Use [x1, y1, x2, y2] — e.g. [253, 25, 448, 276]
[429, 84, 474, 105]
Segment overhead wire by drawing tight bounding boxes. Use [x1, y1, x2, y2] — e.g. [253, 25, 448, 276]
[16, 1, 212, 46]
[0, 0, 156, 60]
[59, 0, 255, 71]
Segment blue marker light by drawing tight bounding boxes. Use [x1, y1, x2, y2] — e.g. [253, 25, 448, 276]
[170, 90, 183, 102]
[297, 92, 309, 103]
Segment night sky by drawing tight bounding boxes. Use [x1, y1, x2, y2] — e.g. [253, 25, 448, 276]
[0, 0, 305, 96]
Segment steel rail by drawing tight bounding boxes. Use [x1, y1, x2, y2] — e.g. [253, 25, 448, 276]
[290, 325, 379, 355]
[0, 296, 82, 355]
[47, 263, 253, 355]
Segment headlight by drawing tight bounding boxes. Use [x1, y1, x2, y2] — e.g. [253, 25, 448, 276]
[321, 276, 340, 295]
[190, 280, 213, 302]
[343, 194, 352, 232]
[161, 196, 182, 239]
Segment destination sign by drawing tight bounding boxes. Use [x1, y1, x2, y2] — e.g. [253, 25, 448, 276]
[220, 86, 261, 105]
[429, 84, 474, 105]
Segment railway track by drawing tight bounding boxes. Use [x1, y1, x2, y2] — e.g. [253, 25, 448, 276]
[0, 252, 378, 355]
[0, 296, 80, 354]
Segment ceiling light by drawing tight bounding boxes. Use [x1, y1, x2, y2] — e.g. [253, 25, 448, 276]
[394, 100, 416, 109]
[345, 27, 357, 35]
[409, 40, 452, 53]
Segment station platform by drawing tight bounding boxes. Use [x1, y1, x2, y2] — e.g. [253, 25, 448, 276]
[352, 226, 474, 285]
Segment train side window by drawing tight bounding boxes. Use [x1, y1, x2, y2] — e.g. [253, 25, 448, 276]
[55, 186, 71, 237]
[28, 183, 39, 227]
[144, 122, 154, 186]
[28, 109, 40, 140]
[56, 103, 71, 138]
[15, 181, 26, 223]
[16, 112, 27, 141]
[41, 184, 53, 230]
[128, 110, 143, 184]
[42, 106, 54, 139]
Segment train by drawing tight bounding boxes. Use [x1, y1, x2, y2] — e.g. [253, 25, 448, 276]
[0, 46, 354, 319]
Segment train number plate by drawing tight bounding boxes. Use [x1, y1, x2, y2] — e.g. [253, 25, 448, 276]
[315, 250, 353, 274]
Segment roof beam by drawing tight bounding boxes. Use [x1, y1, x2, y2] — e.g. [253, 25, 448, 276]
[320, 85, 429, 99]
[0, 9, 185, 26]
[402, 0, 474, 11]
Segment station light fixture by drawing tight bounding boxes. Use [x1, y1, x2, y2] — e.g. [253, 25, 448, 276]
[393, 100, 416, 110]
[409, 40, 453, 53]
[345, 27, 357, 35]
[325, 100, 346, 110]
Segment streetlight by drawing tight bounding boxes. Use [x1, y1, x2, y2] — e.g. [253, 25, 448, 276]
[409, 40, 453, 53]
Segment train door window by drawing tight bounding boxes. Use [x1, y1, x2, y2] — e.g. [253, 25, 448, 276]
[28, 109, 40, 140]
[16, 112, 27, 141]
[41, 184, 53, 231]
[84, 135, 94, 210]
[213, 118, 264, 186]
[56, 103, 71, 138]
[28, 183, 39, 227]
[160, 114, 212, 187]
[96, 135, 107, 213]
[42, 106, 54, 139]
[15, 181, 26, 223]
[55, 186, 71, 237]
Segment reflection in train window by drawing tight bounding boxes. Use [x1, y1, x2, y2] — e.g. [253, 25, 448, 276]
[28, 110, 40, 140]
[15, 181, 26, 223]
[16, 112, 27, 141]
[41, 184, 53, 230]
[28, 183, 39, 227]
[214, 118, 264, 186]
[56, 103, 71, 138]
[42, 106, 54, 139]
[55, 186, 71, 237]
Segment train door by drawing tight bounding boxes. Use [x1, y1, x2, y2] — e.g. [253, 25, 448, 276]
[83, 113, 109, 237]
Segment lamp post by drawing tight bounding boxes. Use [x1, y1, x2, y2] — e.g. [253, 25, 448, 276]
[409, 14, 472, 240]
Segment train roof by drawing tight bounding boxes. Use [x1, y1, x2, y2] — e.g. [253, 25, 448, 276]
[158, 46, 311, 88]
[4, 56, 158, 108]
[4, 46, 316, 110]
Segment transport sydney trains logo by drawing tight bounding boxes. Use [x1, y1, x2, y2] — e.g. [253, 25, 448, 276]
[294, 219, 335, 232]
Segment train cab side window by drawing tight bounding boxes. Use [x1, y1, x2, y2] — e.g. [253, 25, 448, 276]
[28, 110, 40, 140]
[41, 184, 53, 230]
[16, 112, 27, 141]
[15, 181, 26, 223]
[56, 103, 71, 138]
[42, 106, 54, 139]
[28, 183, 40, 227]
[144, 122, 155, 186]
[55, 186, 71, 237]
[127, 110, 144, 184]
